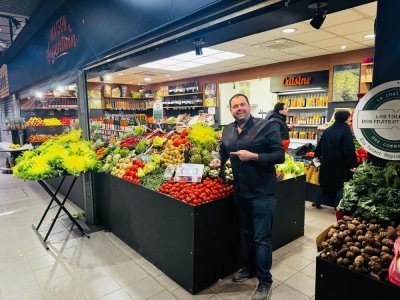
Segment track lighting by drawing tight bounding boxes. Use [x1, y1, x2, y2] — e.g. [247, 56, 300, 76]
[308, 1, 328, 30]
[194, 38, 205, 56]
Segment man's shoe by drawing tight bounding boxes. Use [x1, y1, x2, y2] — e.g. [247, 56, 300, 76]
[312, 202, 322, 209]
[252, 281, 272, 300]
[231, 266, 256, 282]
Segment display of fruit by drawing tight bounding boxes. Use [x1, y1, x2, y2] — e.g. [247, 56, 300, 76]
[158, 177, 234, 205]
[9, 143, 21, 149]
[96, 147, 106, 159]
[122, 159, 145, 184]
[25, 117, 45, 126]
[28, 134, 56, 143]
[43, 118, 63, 126]
[161, 144, 185, 166]
[60, 117, 74, 125]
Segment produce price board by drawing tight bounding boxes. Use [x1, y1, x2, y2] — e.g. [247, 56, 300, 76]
[174, 163, 204, 182]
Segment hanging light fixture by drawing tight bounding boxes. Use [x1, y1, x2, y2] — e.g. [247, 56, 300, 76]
[194, 38, 205, 56]
[308, 1, 328, 30]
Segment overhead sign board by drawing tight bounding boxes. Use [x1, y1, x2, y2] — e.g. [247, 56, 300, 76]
[353, 80, 400, 160]
[0, 64, 10, 99]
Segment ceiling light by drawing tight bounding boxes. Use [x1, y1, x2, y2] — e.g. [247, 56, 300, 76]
[165, 75, 171, 77]
[176, 61, 203, 68]
[139, 48, 244, 71]
[117, 73, 125, 76]
[137, 82, 142, 85]
[35, 91, 43, 98]
[144, 77, 152, 82]
[192, 57, 222, 64]
[341, 45, 347, 50]
[364, 34, 375, 39]
[208, 52, 244, 60]
[104, 75, 112, 80]
[55, 86, 64, 92]
[282, 28, 296, 33]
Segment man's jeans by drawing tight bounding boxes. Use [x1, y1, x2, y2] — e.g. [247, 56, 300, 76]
[235, 194, 276, 283]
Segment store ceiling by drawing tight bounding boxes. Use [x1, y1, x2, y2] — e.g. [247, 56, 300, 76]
[88, 1, 377, 86]
[0, 0, 43, 51]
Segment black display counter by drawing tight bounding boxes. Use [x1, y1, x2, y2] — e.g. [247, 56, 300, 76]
[94, 174, 305, 294]
[46, 175, 84, 210]
[315, 256, 399, 299]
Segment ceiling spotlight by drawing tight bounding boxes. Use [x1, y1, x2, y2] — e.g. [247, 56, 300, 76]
[11, 17, 21, 29]
[194, 38, 205, 56]
[364, 34, 375, 39]
[104, 75, 112, 80]
[341, 45, 347, 50]
[309, 1, 327, 30]
[35, 91, 43, 98]
[282, 28, 296, 33]
[144, 77, 152, 82]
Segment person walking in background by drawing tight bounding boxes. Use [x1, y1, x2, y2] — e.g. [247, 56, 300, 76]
[312, 110, 357, 209]
[265, 102, 294, 152]
[210, 93, 284, 300]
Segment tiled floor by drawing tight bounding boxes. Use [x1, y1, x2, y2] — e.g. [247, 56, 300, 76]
[0, 172, 336, 299]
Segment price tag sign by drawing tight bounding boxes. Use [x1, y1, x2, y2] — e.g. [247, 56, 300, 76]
[174, 163, 204, 183]
[153, 102, 163, 124]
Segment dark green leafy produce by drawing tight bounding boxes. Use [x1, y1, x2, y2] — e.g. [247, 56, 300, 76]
[140, 167, 166, 191]
[338, 162, 400, 222]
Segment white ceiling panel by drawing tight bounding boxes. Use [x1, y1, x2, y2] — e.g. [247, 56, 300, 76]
[345, 31, 375, 42]
[324, 19, 374, 36]
[361, 40, 375, 47]
[313, 37, 354, 48]
[325, 43, 366, 52]
[289, 30, 337, 43]
[321, 9, 364, 28]
[210, 41, 248, 51]
[354, 1, 377, 17]
[281, 44, 319, 53]
[297, 49, 333, 58]
[234, 32, 276, 45]
[271, 53, 304, 62]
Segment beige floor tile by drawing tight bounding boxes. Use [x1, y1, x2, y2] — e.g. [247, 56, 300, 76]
[125, 276, 165, 300]
[300, 261, 316, 279]
[271, 283, 309, 300]
[288, 244, 318, 261]
[46, 287, 89, 300]
[82, 275, 122, 299]
[270, 261, 298, 283]
[284, 272, 315, 297]
[155, 273, 182, 292]
[276, 252, 313, 271]
[148, 290, 178, 300]
[99, 288, 133, 300]
[38, 274, 78, 298]
[273, 246, 290, 261]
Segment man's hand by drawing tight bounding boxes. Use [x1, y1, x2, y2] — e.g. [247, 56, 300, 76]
[210, 158, 221, 168]
[230, 150, 258, 161]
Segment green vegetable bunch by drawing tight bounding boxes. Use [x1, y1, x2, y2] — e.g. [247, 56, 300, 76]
[13, 129, 101, 180]
[338, 162, 400, 222]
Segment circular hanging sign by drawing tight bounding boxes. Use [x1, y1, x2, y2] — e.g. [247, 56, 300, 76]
[353, 80, 400, 160]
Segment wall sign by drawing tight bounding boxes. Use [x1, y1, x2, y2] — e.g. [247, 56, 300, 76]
[46, 15, 77, 65]
[353, 80, 400, 160]
[282, 76, 312, 87]
[0, 64, 9, 99]
[270, 71, 329, 93]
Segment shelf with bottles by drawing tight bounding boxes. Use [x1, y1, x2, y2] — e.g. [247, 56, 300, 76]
[161, 94, 204, 107]
[90, 113, 147, 136]
[287, 113, 327, 127]
[20, 97, 78, 110]
[278, 92, 328, 108]
[289, 128, 318, 141]
[104, 97, 155, 110]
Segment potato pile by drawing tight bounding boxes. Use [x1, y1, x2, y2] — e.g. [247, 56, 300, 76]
[319, 216, 400, 282]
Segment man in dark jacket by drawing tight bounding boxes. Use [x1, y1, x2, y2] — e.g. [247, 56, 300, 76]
[313, 110, 357, 209]
[211, 93, 284, 300]
[265, 102, 291, 151]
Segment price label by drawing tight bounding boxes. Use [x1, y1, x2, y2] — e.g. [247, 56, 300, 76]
[174, 163, 204, 183]
[153, 102, 163, 124]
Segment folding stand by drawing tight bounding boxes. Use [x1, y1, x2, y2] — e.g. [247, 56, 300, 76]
[32, 175, 90, 250]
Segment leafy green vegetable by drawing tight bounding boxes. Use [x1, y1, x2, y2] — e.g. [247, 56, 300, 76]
[140, 167, 166, 190]
[338, 162, 400, 222]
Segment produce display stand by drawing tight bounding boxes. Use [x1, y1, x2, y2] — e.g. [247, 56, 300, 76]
[0, 142, 33, 173]
[315, 256, 399, 299]
[32, 175, 90, 250]
[45, 175, 85, 210]
[94, 174, 305, 294]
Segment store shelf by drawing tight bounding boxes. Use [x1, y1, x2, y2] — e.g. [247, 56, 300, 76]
[289, 138, 317, 146]
[97, 128, 127, 132]
[164, 106, 205, 109]
[104, 96, 154, 100]
[293, 124, 321, 127]
[163, 92, 203, 97]
[361, 62, 374, 66]
[288, 106, 327, 110]
[21, 107, 78, 110]
[44, 96, 77, 99]
[104, 108, 152, 111]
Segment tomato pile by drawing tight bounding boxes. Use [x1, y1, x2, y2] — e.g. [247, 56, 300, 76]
[123, 159, 145, 184]
[158, 177, 234, 205]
